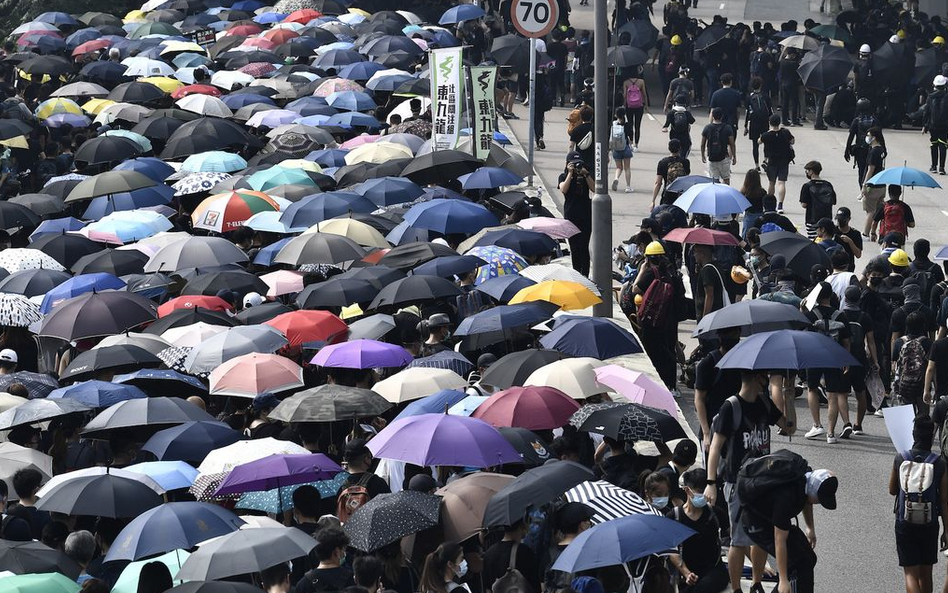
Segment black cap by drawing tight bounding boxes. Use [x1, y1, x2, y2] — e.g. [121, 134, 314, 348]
[835, 206, 851, 220]
[640, 218, 659, 231]
[344, 438, 371, 461]
[477, 353, 497, 368]
[408, 474, 438, 492]
[555, 502, 596, 528]
[672, 440, 698, 466]
[815, 217, 835, 233]
[566, 151, 584, 164]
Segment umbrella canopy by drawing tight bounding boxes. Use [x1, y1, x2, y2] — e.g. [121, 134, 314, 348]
[59, 344, 161, 384]
[455, 302, 558, 339]
[798, 44, 853, 92]
[372, 367, 468, 403]
[472, 386, 580, 430]
[176, 527, 317, 581]
[0, 293, 43, 327]
[510, 280, 601, 311]
[274, 232, 368, 266]
[539, 317, 643, 359]
[264, 310, 348, 348]
[403, 199, 499, 235]
[524, 357, 608, 399]
[141, 421, 242, 463]
[483, 460, 594, 527]
[759, 230, 831, 279]
[312, 339, 413, 369]
[368, 275, 462, 310]
[867, 166, 942, 188]
[663, 227, 740, 246]
[694, 299, 810, 337]
[145, 236, 250, 272]
[0, 397, 91, 431]
[344, 491, 441, 552]
[0, 540, 81, 580]
[551, 515, 695, 572]
[125, 460, 199, 491]
[673, 183, 751, 215]
[268, 384, 392, 422]
[0, 573, 83, 593]
[208, 353, 304, 397]
[184, 326, 290, 375]
[437, 472, 514, 541]
[592, 366, 677, 416]
[367, 413, 522, 467]
[565, 480, 662, 524]
[214, 453, 342, 497]
[82, 397, 215, 439]
[572, 401, 687, 442]
[34, 471, 164, 518]
[48, 380, 148, 408]
[716, 329, 859, 369]
[479, 349, 568, 389]
[65, 170, 157, 203]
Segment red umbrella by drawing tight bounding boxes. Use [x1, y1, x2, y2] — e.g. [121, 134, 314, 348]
[283, 9, 322, 24]
[663, 227, 740, 246]
[171, 84, 222, 99]
[362, 249, 390, 264]
[158, 295, 233, 317]
[472, 386, 581, 431]
[72, 39, 112, 57]
[241, 38, 276, 50]
[239, 62, 276, 77]
[264, 310, 347, 348]
[264, 29, 299, 44]
[225, 24, 262, 36]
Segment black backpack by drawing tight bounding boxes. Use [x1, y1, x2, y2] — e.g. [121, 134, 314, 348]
[855, 115, 876, 147]
[746, 92, 769, 122]
[931, 94, 948, 126]
[809, 180, 835, 208]
[737, 449, 812, 506]
[707, 124, 725, 159]
[671, 110, 690, 134]
[848, 318, 866, 358]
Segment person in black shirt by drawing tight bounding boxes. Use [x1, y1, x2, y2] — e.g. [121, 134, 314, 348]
[693, 327, 742, 451]
[841, 285, 878, 434]
[834, 207, 863, 272]
[778, 48, 802, 125]
[670, 468, 728, 593]
[761, 115, 795, 212]
[295, 527, 354, 593]
[692, 244, 728, 320]
[482, 520, 540, 593]
[653, 138, 691, 208]
[708, 73, 742, 130]
[558, 151, 594, 276]
[701, 107, 736, 184]
[799, 161, 835, 239]
[804, 283, 852, 443]
[342, 439, 391, 499]
[910, 239, 945, 309]
[292, 485, 322, 537]
[892, 310, 934, 416]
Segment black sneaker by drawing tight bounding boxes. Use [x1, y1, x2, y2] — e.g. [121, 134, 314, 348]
[537, 138, 545, 150]
[853, 424, 864, 435]
[940, 169, 947, 176]
[841, 423, 853, 439]
[931, 166, 938, 173]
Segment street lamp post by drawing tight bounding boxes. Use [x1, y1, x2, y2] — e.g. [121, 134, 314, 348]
[591, 0, 613, 317]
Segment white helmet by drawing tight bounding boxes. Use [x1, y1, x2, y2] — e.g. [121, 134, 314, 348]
[889, 34, 900, 44]
[859, 44, 871, 54]
[935, 75, 948, 88]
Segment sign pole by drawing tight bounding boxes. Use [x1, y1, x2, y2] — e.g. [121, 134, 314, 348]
[527, 37, 537, 188]
[591, 0, 613, 318]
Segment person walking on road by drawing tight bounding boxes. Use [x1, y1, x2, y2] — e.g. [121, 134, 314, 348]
[760, 115, 795, 212]
[845, 98, 883, 187]
[804, 282, 853, 444]
[664, 65, 695, 112]
[653, 138, 691, 208]
[632, 241, 685, 392]
[778, 48, 802, 126]
[841, 284, 878, 435]
[559, 151, 594, 276]
[622, 67, 648, 152]
[871, 185, 914, 244]
[922, 75, 948, 175]
[662, 94, 696, 158]
[701, 107, 736, 185]
[799, 161, 835, 239]
[744, 77, 773, 171]
[610, 108, 634, 193]
[709, 73, 743, 132]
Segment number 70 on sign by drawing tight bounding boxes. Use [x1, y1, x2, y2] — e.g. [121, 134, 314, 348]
[511, 0, 559, 38]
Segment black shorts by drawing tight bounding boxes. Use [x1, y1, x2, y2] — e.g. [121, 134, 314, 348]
[765, 160, 790, 182]
[843, 365, 866, 392]
[806, 367, 848, 393]
[896, 522, 940, 567]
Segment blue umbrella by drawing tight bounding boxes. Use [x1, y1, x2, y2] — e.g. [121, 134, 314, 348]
[83, 184, 175, 220]
[115, 157, 175, 182]
[326, 90, 377, 112]
[412, 255, 487, 278]
[439, 4, 486, 24]
[394, 389, 468, 422]
[552, 514, 695, 572]
[140, 421, 241, 463]
[236, 471, 348, 514]
[459, 166, 524, 190]
[28, 218, 85, 242]
[666, 174, 713, 194]
[313, 48, 364, 69]
[285, 96, 333, 116]
[182, 151, 248, 173]
[307, 148, 350, 167]
[40, 273, 126, 314]
[867, 166, 942, 188]
[540, 317, 643, 358]
[327, 112, 381, 130]
[449, 395, 489, 416]
[474, 275, 536, 303]
[221, 93, 276, 110]
[473, 228, 558, 257]
[279, 192, 377, 228]
[456, 301, 559, 336]
[173, 52, 213, 68]
[253, 11, 287, 23]
[366, 73, 415, 92]
[673, 182, 751, 216]
[339, 61, 387, 81]
[44, 113, 91, 128]
[113, 369, 207, 396]
[253, 237, 294, 266]
[423, 186, 467, 201]
[66, 28, 101, 49]
[48, 380, 147, 408]
[408, 351, 475, 376]
[125, 461, 199, 491]
[105, 502, 244, 562]
[404, 199, 500, 235]
[386, 221, 439, 246]
[716, 329, 859, 370]
[356, 176, 424, 207]
[36, 11, 79, 26]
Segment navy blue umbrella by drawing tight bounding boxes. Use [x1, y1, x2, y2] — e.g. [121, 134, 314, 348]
[114, 157, 175, 182]
[404, 199, 499, 235]
[412, 255, 488, 278]
[458, 166, 524, 190]
[407, 352, 475, 377]
[474, 275, 537, 303]
[105, 502, 245, 562]
[113, 369, 208, 397]
[339, 61, 386, 81]
[716, 329, 859, 370]
[473, 228, 559, 257]
[356, 176, 424, 207]
[253, 238, 293, 267]
[456, 301, 559, 336]
[552, 515, 695, 572]
[279, 192, 377, 228]
[307, 148, 349, 168]
[48, 380, 148, 408]
[394, 389, 468, 421]
[140, 421, 242, 463]
[83, 184, 175, 220]
[539, 317, 643, 358]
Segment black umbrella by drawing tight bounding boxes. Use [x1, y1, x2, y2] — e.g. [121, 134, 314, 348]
[0, 119, 34, 141]
[144, 307, 239, 335]
[913, 47, 947, 86]
[597, 45, 649, 68]
[490, 34, 538, 74]
[401, 150, 482, 185]
[378, 241, 457, 269]
[268, 384, 392, 422]
[393, 77, 429, 97]
[0, 372, 59, 399]
[498, 427, 551, 467]
[224, 51, 283, 69]
[79, 61, 129, 85]
[617, 19, 660, 51]
[61, 344, 162, 382]
[28, 233, 107, 269]
[483, 460, 595, 527]
[65, 171, 157, 203]
[72, 248, 148, 276]
[18, 55, 73, 77]
[759, 230, 831, 279]
[336, 265, 406, 287]
[694, 299, 811, 337]
[82, 396, 215, 440]
[165, 582, 262, 593]
[166, 117, 250, 148]
[0, 201, 41, 230]
[0, 540, 82, 579]
[181, 271, 268, 299]
[798, 44, 853, 92]
[872, 41, 913, 85]
[42, 178, 84, 200]
[573, 402, 687, 442]
[693, 24, 728, 51]
[0, 269, 72, 298]
[480, 349, 569, 389]
[234, 301, 291, 324]
[38, 291, 158, 341]
[274, 233, 368, 266]
[296, 277, 377, 308]
[344, 491, 441, 552]
[473, 229, 558, 257]
[35, 472, 163, 518]
[368, 275, 463, 310]
[132, 115, 185, 141]
[108, 81, 165, 104]
[362, 35, 423, 57]
[74, 136, 143, 167]
[486, 146, 533, 178]
[9, 193, 64, 217]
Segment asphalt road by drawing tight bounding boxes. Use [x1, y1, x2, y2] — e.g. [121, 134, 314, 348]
[501, 0, 946, 590]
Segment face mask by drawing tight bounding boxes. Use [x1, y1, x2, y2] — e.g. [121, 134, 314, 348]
[340, 554, 347, 565]
[865, 135, 873, 145]
[720, 336, 740, 349]
[868, 276, 883, 287]
[749, 255, 761, 267]
[455, 560, 469, 578]
[692, 494, 708, 508]
[651, 496, 669, 509]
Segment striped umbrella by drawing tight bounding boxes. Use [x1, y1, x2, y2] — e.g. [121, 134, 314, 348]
[565, 480, 661, 523]
[0, 293, 43, 327]
[407, 351, 474, 377]
[191, 191, 281, 233]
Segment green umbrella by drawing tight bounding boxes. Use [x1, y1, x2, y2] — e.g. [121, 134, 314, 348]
[0, 573, 79, 593]
[111, 549, 190, 593]
[246, 166, 316, 191]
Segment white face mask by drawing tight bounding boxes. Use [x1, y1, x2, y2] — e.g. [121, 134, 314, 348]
[455, 559, 469, 578]
[865, 135, 873, 145]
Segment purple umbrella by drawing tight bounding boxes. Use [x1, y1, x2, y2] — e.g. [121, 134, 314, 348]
[367, 413, 522, 467]
[44, 113, 91, 128]
[213, 453, 342, 498]
[311, 339, 413, 369]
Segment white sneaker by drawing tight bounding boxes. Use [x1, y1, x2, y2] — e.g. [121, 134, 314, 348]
[826, 433, 838, 444]
[625, 187, 633, 193]
[632, 145, 639, 153]
[805, 425, 825, 439]
[874, 408, 885, 418]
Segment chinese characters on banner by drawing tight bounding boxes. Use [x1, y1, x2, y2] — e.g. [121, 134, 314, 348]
[470, 66, 497, 161]
[430, 47, 464, 151]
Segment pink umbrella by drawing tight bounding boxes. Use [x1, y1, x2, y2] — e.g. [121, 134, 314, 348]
[240, 38, 277, 50]
[592, 365, 677, 416]
[340, 134, 381, 149]
[239, 62, 277, 78]
[261, 270, 304, 297]
[208, 352, 305, 398]
[516, 217, 581, 239]
[313, 78, 364, 98]
[471, 386, 580, 430]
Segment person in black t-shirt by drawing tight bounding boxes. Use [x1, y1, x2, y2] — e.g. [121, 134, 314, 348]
[342, 439, 391, 499]
[778, 48, 802, 125]
[841, 285, 878, 434]
[692, 244, 728, 320]
[701, 107, 736, 184]
[760, 115, 795, 211]
[558, 151, 594, 276]
[693, 327, 742, 451]
[833, 207, 863, 272]
[294, 527, 354, 593]
[799, 161, 835, 239]
[804, 283, 852, 443]
[653, 138, 691, 208]
[669, 468, 728, 593]
[482, 520, 540, 593]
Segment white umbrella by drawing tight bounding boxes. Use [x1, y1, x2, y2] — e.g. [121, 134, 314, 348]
[161, 322, 229, 348]
[12, 22, 59, 34]
[183, 325, 289, 375]
[138, 231, 191, 250]
[520, 263, 601, 295]
[51, 82, 110, 98]
[94, 333, 173, 356]
[0, 248, 65, 273]
[176, 94, 233, 118]
[371, 367, 468, 404]
[0, 442, 53, 501]
[387, 97, 432, 124]
[210, 71, 254, 91]
[0, 293, 43, 327]
[121, 57, 175, 77]
[564, 480, 661, 523]
[36, 466, 164, 498]
[524, 357, 609, 399]
[0, 392, 27, 413]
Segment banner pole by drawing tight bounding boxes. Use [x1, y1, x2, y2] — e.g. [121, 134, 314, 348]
[527, 37, 537, 188]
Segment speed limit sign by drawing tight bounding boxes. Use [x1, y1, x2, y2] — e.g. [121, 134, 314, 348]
[511, 0, 559, 38]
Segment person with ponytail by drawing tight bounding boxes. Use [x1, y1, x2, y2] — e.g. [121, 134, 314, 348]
[419, 543, 466, 593]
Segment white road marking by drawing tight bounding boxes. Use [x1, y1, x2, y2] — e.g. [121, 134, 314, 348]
[941, 210, 948, 218]
[646, 113, 656, 121]
[719, 2, 725, 8]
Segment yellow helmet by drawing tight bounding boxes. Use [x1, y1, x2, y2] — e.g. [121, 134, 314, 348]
[934, 36, 946, 45]
[671, 35, 683, 46]
[731, 266, 751, 284]
[897, 29, 906, 39]
[644, 241, 666, 256]
[634, 294, 644, 306]
[888, 249, 910, 268]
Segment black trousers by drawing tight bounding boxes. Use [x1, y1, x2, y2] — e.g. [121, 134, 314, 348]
[744, 519, 817, 593]
[567, 228, 590, 276]
[640, 323, 678, 390]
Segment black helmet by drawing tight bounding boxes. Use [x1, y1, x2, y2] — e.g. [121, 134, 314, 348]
[856, 97, 872, 113]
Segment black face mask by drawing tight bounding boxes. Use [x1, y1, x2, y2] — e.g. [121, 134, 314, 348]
[868, 276, 883, 287]
[720, 336, 741, 350]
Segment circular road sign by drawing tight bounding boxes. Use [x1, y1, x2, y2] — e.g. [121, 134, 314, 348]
[511, 0, 559, 39]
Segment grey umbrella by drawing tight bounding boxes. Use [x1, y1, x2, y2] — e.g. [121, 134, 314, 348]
[344, 491, 441, 552]
[274, 233, 368, 266]
[0, 398, 91, 430]
[268, 384, 392, 422]
[64, 170, 157, 203]
[183, 325, 289, 375]
[693, 299, 811, 337]
[0, 540, 82, 579]
[144, 236, 250, 273]
[60, 345, 162, 382]
[81, 396, 215, 439]
[37, 291, 158, 341]
[34, 471, 163, 518]
[176, 527, 317, 581]
[346, 313, 396, 341]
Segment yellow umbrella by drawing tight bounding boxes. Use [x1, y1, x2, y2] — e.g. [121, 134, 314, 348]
[0, 136, 28, 149]
[305, 218, 390, 249]
[277, 158, 323, 173]
[160, 41, 205, 55]
[341, 303, 363, 319]
[343, 142, 413, 166]
[124, 9, 148, 22]
[35, 98, 83, 120]
[349, 7, 371, 16]
[138, 76, 183, 93]
[509, 280, 602, 311]
[82, 98, 116, 115]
